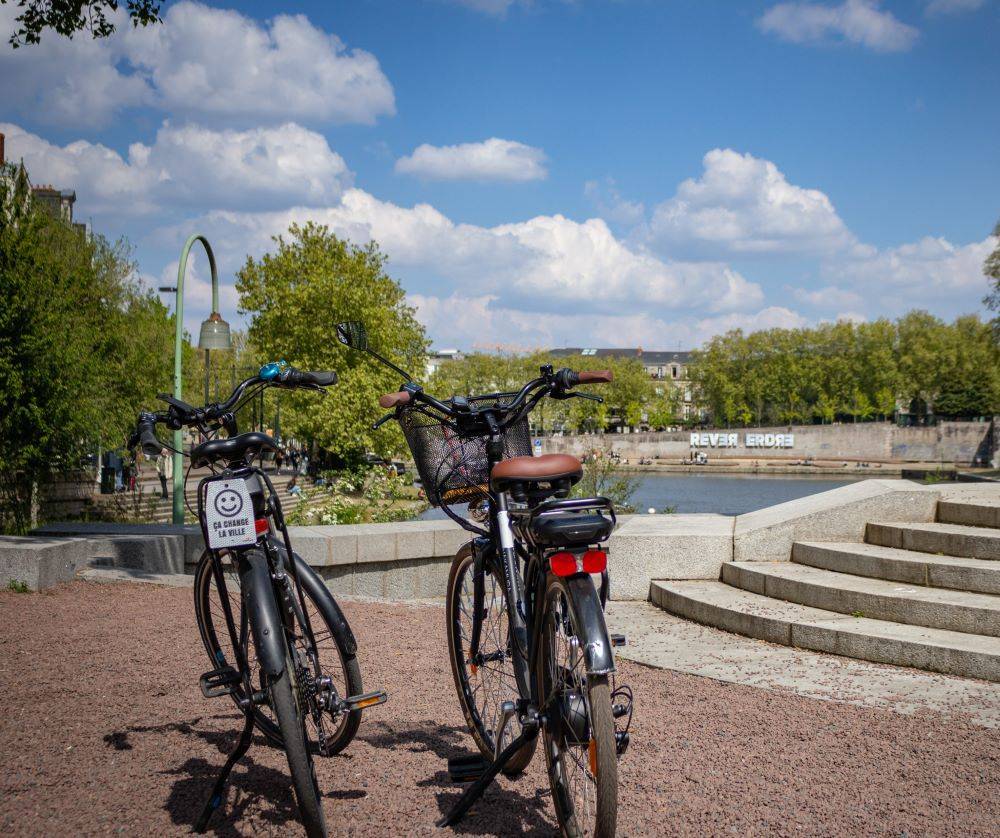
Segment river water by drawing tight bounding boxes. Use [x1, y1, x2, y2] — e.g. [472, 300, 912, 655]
[419, 473, 871, 519]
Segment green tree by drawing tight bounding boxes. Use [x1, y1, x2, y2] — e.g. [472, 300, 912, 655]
[236, 223, 427, 460]
[0, 163, 175, 532]
[985, 219, 1000, 342]
[3, 0, 161, 47]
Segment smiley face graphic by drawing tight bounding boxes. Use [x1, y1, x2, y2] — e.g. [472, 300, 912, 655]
[214, 488, 244, 518]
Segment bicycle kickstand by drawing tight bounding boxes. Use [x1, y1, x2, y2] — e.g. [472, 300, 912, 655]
[437, 719, 540, 828]
[193, 710, 255, 833]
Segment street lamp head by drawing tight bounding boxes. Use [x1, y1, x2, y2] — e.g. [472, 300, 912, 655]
[199, 311, 232, 351]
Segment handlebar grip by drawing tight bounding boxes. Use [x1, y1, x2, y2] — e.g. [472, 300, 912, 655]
[379, 391, 412, 409]
[285, 369, 338, 387]
[577, 370, 613, 384]
[139, 425, 163, 457]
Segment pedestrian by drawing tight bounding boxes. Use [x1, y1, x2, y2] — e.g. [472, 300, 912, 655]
[290, 448, 299, 475]
[275, 448, 285, 474]
[156, 449, 172, 499]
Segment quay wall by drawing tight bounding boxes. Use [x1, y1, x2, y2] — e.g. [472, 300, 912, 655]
[541, 420, 996, 466]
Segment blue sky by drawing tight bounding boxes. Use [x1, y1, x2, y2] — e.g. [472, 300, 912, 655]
[2, 0, 997, 350]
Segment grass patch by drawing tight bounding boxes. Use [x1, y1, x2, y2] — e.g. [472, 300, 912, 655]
[6, 579, 30, 593]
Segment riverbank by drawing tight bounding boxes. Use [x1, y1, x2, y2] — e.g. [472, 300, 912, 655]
[613, 459, 938, 477]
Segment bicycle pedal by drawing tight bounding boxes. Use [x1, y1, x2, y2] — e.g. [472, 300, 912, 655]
[447, 753, 490, 783]
[199, 666, 241, 698]
[343, 689, 388, 712]
[610, 633, 627, 647]
[615, 730, 630, 756]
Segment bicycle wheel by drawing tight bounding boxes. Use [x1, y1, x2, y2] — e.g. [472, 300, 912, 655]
[270, 638, 326, 837]
[537, 576, 617, 838]
[194, 550, 363, 754]
[446, 544, 536, 775]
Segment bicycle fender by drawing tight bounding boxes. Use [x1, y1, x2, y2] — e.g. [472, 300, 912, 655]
[565, 574, 616, 676]
[272, 541, 358, 657]
[238, 549, 286, 677]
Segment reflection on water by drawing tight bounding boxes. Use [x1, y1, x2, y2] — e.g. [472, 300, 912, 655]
[419, 473, 872, 519]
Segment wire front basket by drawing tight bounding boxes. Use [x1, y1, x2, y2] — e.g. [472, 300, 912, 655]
[398, 395, 532, 506]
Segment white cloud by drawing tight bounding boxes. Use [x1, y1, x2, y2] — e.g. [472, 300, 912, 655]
[1, 121, 351, 217]
[757, 1, 919, 52]
[584, 178, 646, 227]
[791, 284, 864, 309]
[395, 138, 547, 182]
[160, 187, 762, 323]
[925, 0, 985, 15]
[409, 293, 808, 350]
[448, 0, 519, 16]
[0, 2, 394, 127]
[0, 6, 150, 128]
[644, 149, 856, 258]
[829, 235, 996, 306]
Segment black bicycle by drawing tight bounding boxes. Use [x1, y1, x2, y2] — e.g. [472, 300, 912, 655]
[337, 323, 632, 837]
[129, 361, 386, 837]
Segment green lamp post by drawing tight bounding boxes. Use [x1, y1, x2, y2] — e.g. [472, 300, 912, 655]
[171, 234, 232, 525]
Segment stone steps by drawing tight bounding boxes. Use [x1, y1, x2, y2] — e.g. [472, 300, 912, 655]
[937, 500, 1000, 529]
[792, 541, 1000, 595]
[650, 580, 1000, 682]
[866, 521, 1000, 560]
[722, 561, 1000, 637]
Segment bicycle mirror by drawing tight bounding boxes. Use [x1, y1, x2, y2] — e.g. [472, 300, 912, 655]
[336, 321, 368, 351]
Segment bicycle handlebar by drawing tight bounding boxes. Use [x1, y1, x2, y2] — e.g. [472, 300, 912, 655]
[128, 362, 337, 455]
[373, 366, 613, 432]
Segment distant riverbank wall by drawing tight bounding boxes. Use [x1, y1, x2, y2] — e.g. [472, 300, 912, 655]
[540, 419, 997, 466]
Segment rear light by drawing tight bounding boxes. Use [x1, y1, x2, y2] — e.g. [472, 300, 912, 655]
[549, 551, 578, 577]
[254, 518, 269, 535]
[582, 549, 607, 573]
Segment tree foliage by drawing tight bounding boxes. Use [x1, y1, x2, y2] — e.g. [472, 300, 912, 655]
[688, 313, 1000, 426]
[236, 223, 427, 459]
[984, 219, 1000, 341]
[0, 162, 175, 532]
[427, 351, 681, 433]
[3, 0, 161, 47]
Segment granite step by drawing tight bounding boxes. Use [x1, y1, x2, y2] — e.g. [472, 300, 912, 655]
[866, 521, 1000, 560]
[792, 541, 1000, 595]
[722, 561, 1000, 637]
[651, 580, 1000, 682]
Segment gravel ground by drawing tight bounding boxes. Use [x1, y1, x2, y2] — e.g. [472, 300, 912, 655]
[1, 580, 997, 837]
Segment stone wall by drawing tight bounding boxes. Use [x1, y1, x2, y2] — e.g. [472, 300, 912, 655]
[541, 420, 994, 466]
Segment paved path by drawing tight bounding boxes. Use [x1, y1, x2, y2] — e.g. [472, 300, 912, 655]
[3, 579, 1000, 836]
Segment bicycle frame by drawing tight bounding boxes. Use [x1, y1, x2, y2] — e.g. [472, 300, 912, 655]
[195, 464, 323, 690]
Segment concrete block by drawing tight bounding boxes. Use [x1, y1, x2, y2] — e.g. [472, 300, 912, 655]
[433, 524, 470, 558]
[0, 536, 91, 590]
[734, 480, 939, 563]
[350, 524, 399, 565]
[284, 527, 331, 567]
[606, 514, 733, 599]
[351, 561, 388, 598]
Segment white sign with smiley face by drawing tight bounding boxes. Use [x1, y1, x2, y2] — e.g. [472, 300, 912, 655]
[205, 479, 256, 549]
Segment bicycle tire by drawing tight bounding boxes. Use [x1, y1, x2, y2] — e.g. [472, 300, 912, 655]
[270, 643, 327, 837]
[537, 576, 617, 837]
[193, 550, 363, 754]
[446, 544, 536, 775]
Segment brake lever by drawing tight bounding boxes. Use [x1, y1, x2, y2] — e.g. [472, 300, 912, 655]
[372, 412, 395, 430]
[573, 391, 604, 403]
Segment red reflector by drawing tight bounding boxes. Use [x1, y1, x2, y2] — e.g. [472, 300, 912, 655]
[254, 518, 269, 535]
[582, 549, 607, 573]
[549, 551, 578, 577]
